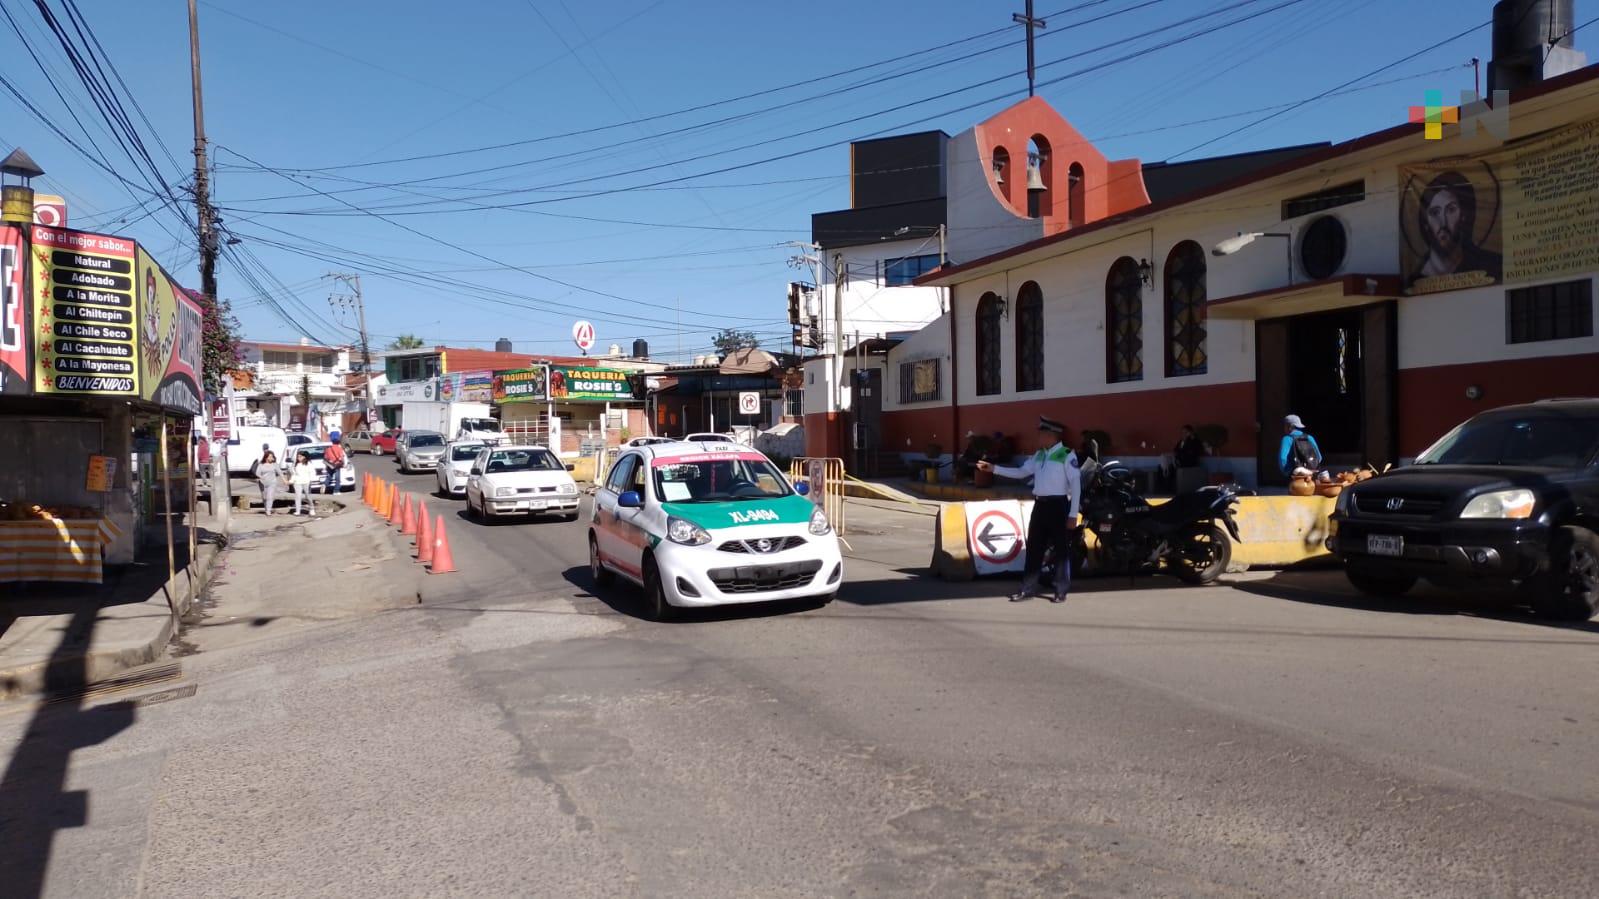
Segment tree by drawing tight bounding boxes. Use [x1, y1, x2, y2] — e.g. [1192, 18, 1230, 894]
[187, 288, 242, 394]
[711, 328, 759, 357]
[388, 334, 425, 350]
[298, 374, 312, 413]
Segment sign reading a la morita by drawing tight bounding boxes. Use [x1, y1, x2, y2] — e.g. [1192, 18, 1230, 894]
[32, 227, 139, 396]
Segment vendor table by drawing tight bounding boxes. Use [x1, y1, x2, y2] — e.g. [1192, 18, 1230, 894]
[0, 518, 121, 585]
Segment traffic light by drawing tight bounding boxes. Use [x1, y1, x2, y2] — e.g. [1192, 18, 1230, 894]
[787, 282, 802, 325]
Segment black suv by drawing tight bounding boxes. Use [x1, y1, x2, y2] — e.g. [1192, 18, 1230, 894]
[1329, 399, 1599, 620]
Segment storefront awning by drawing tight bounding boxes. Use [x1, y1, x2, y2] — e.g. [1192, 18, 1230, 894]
[1207, 274, 1403, 321]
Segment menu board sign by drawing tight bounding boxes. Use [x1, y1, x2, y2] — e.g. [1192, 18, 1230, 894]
[31, 226, 139, 396]
[136, 248, 204, 415]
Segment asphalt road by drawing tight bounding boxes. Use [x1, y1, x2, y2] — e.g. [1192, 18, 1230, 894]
[2, 451, 1597, 897]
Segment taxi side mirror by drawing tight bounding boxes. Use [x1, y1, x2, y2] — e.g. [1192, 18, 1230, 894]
[617, 490, 643, 509]
[565, 463, 575, 472]
[794, 481, 810, 496]
[470, 466, 484, 476]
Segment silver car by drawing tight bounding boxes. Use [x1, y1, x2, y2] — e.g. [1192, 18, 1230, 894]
[397, 431, 447, 473]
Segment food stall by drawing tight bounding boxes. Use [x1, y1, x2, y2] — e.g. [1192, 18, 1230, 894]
[0, 217, 204, 587]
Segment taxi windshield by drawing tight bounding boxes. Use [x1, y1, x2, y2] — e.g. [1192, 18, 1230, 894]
[653, 457, 791, 503]
[450, 444, 486, 461]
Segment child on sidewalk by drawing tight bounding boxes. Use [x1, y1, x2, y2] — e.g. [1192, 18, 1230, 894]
[290, 451, 316, 516]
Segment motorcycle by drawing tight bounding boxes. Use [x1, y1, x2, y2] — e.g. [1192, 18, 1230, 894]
[1054, 460, 1243, 585]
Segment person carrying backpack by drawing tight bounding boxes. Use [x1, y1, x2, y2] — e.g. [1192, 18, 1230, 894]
[323, 435, 346, 495]
[1278, 414, 1323, 477]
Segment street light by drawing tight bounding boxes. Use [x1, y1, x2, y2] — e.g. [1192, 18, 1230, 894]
[1211, 230, 1294, 284]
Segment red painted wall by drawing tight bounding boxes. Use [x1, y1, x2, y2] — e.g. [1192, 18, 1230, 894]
[1396, 352, 1599, 455]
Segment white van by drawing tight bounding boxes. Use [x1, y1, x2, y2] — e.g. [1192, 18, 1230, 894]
[226, 426, 289, 476]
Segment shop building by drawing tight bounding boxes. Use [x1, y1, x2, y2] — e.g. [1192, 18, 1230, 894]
[234, 339, 351, 430]
[889, 41, 1599, 487]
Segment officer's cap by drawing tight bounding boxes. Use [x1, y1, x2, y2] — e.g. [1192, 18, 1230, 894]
[1037, 416, 1065, 434]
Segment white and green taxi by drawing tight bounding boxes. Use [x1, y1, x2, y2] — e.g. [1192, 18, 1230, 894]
[588, 441, 841, 619]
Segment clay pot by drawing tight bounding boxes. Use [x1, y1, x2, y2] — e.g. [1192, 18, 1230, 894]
[1316, 483, 1343, 498]
[1289, 476, 1316, 497]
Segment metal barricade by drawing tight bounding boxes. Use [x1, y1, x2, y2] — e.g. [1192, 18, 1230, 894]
[788, 456, 846, 536]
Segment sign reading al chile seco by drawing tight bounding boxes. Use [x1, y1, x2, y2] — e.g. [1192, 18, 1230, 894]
[32, 226, 139, 396]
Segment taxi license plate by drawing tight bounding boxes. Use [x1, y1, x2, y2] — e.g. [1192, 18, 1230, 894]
[1367, 535, 1403, 557]
[527, 501, 547, 510]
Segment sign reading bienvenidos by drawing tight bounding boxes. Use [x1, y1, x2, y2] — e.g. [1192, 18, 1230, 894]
[32, 226, 139, 395]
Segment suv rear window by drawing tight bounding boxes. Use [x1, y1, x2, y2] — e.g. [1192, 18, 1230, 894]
[1416, 414, 1599, 468]
[409, 434, 444, 447]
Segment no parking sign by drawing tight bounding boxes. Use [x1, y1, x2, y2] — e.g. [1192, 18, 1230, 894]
[966, 500, 1026, 574]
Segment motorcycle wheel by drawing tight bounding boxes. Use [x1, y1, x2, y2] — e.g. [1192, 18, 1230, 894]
[1172, 523, 1231, 585]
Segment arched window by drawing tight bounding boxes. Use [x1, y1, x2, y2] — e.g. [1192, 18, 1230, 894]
[1067, 162, 1085, 228]
[1026, 135, 1052, 218]
[992, 146, 1011, 205]
[1015, 281, 1044, 392]
[1106, 257, 1144, 383]
[976, 292, 1003, 396]
[1164, 240, 1208, 377]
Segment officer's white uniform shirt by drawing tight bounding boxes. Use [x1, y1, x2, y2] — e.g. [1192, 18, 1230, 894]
[992, 440, 1081, 519]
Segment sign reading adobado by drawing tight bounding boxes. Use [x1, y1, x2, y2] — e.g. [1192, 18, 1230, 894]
[966, 500, 1027, 574]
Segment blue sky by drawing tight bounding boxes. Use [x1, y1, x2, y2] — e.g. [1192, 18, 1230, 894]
[1, 0, 1505, 362]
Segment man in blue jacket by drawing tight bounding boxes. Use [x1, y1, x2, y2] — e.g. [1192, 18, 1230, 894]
[1278, 414, 1323, 476]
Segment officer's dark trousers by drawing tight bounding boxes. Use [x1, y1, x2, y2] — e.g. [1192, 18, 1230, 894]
[1022, 495, 1073, 597]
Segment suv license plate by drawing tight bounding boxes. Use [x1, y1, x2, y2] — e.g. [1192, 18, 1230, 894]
[1367, 535, 1403, 557]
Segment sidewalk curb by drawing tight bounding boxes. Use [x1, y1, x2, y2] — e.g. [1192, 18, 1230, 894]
[0, 541, 221, 700]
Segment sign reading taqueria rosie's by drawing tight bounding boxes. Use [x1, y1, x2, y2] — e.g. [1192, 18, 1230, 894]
[1401, 118, 1599, 295]
[548, 365, 632, 401]
[32, 226, 139, 395]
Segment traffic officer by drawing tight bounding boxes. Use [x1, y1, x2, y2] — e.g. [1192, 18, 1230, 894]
[977, 416, 1081, 603]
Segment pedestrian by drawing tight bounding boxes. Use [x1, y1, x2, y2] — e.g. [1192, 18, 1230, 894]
[1174, 424, 1210, 494]
[977, 416, 1081, 604]
[290, 451, 316, 516]
[1278, 414, 1323, 477]
[254, 444, 280, 514]
[323, 434, 347, 495]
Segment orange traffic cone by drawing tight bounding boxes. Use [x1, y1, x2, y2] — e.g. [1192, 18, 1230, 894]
[362, 473, 373, 506]
[417, 508, 434, 563]
[376, 480, 390, 517]
[401, 494, 417, 534]
[428, 515, 456, 574]
[388, 484, 403, 526]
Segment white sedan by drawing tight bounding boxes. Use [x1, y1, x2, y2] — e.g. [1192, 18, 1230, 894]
[282, 442, 357, 493]
[435, 441, 487, 497]
[465, 445, 580, 521]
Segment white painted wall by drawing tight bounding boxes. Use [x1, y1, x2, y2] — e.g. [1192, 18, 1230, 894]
[883, 312, 952, 412]
[818, 237, 946, 357]
[944, 128, 1042, 264]
[1398, 275, 1599, 369]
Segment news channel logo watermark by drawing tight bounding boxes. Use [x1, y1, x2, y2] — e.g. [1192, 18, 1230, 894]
[1409, 90, 1510, 142]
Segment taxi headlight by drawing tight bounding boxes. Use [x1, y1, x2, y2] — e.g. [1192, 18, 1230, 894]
[667, 516, 711, 546]
[808, 506, 831, 536]
[495, 486, 517, 498]
[561, 482, 578, 495]
[1460, 488, 1536, 519]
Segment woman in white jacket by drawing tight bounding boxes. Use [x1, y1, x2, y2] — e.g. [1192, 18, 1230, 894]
[290, 451, 316, 516]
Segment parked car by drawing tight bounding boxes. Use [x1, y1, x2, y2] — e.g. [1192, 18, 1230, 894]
[397, 431, 447, 473]
[282, 442, 358, 493]
[465, 444, 580, 521]
[1329, 399, 1599, 620]
[626, 436, 675, 447]
[454, 417, 505, 445]
[344, 429, 374, 454]
[588, 441, 840, 620]
[286, 433, 315, 448]
[436, 441, 487, 497]
[370, 429, 402, 455]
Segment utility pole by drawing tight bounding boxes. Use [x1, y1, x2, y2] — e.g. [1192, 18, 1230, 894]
[833, 252, 845, 457]
[188, 0, 228, 526]
[326, 273, 373, 430]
